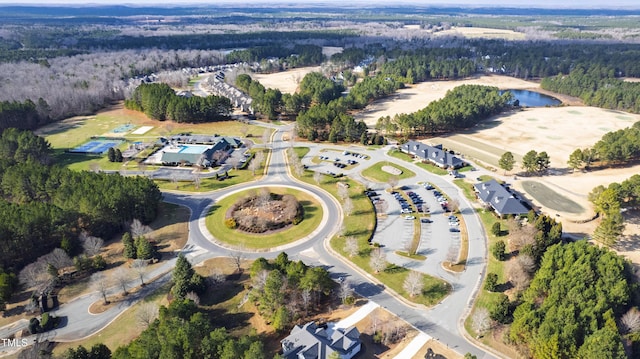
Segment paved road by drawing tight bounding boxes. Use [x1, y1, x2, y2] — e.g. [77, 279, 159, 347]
[1, 123, 495, 358]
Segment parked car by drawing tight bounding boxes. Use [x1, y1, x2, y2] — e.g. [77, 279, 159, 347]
[421, 218, 432, 223]
[449, 227, 460, 232]
[404, 215, 416, 220]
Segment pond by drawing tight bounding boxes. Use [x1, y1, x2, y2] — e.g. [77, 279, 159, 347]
[500, 89, 562, 107]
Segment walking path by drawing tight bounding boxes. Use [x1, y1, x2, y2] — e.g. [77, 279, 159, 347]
[334, 301, 380, 329]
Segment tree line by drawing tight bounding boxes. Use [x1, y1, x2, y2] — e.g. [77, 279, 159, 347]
[376, 85, 513, 137]
[589, 174, 640, 245]
[0, 99, 50, 132]
[0, 129, 162, 284]
[542, 64, 640, 114]
[227, 44, 324, 69]
[125, 83, 232, 122]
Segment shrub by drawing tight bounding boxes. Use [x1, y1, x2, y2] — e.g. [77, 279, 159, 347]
[485, 273, 498, 292]
[489, 294, 511, 324]
[93, 255, 106, 270]
[225, 217, 237, 229]
[492, 240, 506, 261]
[491, 222, 502, 236]
[344, 296, 356, 306]
[28, 318, 40, 334]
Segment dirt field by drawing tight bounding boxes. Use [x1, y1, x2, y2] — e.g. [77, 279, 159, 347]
[434, 26, 526, 40]
[252, 66, 321, 94]
[356, 75, 545, 126]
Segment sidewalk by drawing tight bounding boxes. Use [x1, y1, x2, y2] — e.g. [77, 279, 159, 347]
[394, 332, 431, 359]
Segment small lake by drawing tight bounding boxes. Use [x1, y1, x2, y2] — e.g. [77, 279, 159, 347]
[500, 89, 562, 107]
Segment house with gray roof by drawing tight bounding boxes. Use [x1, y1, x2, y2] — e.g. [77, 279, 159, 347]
[473, 179, 529, 217]
[400, 140, 465, 169]
[281, 322, 361, 359]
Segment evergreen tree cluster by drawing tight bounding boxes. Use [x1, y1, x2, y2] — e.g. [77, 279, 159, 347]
[380, 52, 475, 83]
[227, 44, 324, 68]
[0, 99, 50, 132]
[589, 174, 640, 245]
[111, 299, 265, 359]
[0, 129, 162, 273]
[510, 241, 633, 359]
[125, 83, 232, 123]
[375, 85, 513, 136]
[249, 252, 333, 331]
[172, 254, 205, 300]
[542, 64, 640, 113]
[592, 121, 640, 165]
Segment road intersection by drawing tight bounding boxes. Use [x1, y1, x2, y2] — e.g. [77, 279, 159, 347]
[1, 123, 496, 358]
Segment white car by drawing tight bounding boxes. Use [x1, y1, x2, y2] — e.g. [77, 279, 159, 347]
[400, 208, 413, 214]
[404, 215, 416, 220]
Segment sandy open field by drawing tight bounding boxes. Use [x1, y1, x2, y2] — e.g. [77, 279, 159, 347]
[434, 27, 526, 40]
[252, 66, 321, 94]
[356, 75, 546, 126]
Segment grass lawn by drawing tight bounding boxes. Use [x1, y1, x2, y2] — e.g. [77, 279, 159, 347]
[292, 146, 310, 159]
[205, 187, 323, 249]
[361, 161, 415, 183]
[156, 149, 269, 192]
[454, 179, 477, 202]
[395, 251, 427, 261]
[39, 103, 273, 152]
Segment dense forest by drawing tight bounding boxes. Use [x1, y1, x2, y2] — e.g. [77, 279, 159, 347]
[509, 241, 634, 359]
[542, 65, 640, 113]
[376, 85, 513, 136]
[125, 83, 232, 122]
[0, 129, 162, 278]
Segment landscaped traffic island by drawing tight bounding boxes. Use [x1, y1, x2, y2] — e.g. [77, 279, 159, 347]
[205, 187, 323, 249]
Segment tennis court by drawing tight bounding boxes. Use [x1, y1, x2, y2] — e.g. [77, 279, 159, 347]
[69, 140, 123, 154]
[112, 124, 136, 133]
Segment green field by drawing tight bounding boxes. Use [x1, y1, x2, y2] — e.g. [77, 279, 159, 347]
[361, 161, 415, 183]
[205, 187, 323, 249]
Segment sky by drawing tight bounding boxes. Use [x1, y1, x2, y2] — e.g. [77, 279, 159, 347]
[0, 0, 638, 8]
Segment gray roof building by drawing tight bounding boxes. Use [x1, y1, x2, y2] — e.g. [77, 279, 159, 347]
[281, 322, 361, 359]
[400, 140, 465, 169]
[474, 179, 529, 217]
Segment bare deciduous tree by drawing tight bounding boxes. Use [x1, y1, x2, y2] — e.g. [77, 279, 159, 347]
[131, 259, 148, 286]
[262, 129, 271, 146]
[387, 175, 399, 190]
[252, 269, 269, 292]
[210, 267, 225, 287]
[517, 254, 536, 274]
[471, 307, 492, 336]
[89, 162, 101, 173]
[136, 302, 159, 328]
[19, 260, 50, 291]
[228, 250, 245, 273]
[192, 169, 201, 190]
[300, 288, 312, 315]
[113, 268, 130, 295]
[81, 233, 104, 257]
[343, 197, 354, 217]
[621, 307, 640, 334]
[337, 183, 349, 200]
[508, 220, 537, 251]
[186, 291, 200, 305]
[130, 219, 152, 238]
[508, 259, 531, 292]
[369, 248, 387, 273]
[92, 272, 110, 305]
[313, 170, 323, 185]
[47, 248, 73, 269]
[448, 198, 460, 214]
[403, 271, 423, 297]
[344, 237, 359, 258]
[338, 280, 353, 304]
[249, 151, 265, 176]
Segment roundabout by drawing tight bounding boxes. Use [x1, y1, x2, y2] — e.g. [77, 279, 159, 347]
[204, 186, 324, 250]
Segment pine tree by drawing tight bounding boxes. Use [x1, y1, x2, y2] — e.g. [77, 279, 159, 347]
[135, 236, 154, 260]
[173, 254, 195, 299]
[107, 147, 116, 162]
[122, 232, 136, 259]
